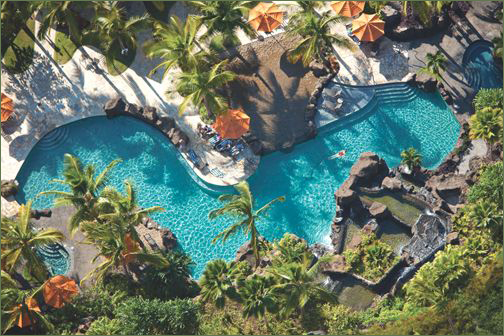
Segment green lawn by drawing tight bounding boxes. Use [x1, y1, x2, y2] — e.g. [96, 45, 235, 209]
[53, 31, 136, 76]
[2, 19, 35, 73]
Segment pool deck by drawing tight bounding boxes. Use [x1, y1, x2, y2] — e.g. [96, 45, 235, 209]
[1, 1, 501, 204]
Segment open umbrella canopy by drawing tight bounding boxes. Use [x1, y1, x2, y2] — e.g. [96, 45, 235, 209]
[17, 298, 40, 328]
[212, 109, 250, 139]
[248, 2, 284, 33]
[43, 275, 78, 309]
[330, 1, 365, 17]
[352, 13, 385, 42]
[1, 93, 13, 122]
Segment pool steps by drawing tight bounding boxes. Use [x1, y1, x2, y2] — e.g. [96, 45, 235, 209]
[36, 127, 69, 151]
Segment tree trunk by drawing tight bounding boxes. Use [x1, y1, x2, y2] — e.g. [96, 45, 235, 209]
[202, 98, 213, 119]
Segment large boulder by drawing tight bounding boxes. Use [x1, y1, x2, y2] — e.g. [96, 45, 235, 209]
[349, 152, 389, 187]
[247, 140, 264, 155]
[1, 180, 18, 198]
[160, 228, 178, 250]
[415, 73, 438, 92]
[142, 106, 159, 124]
[156, 116, 175, 134]
[369, 202, 391, 219]
[381, 176, 402, 191]
[380, 5, 401, 29]
[103, 96, 126, 118]
[335, 187, 358, 207]
[309, 60, 328, 77]
[169, 128, 190, 147]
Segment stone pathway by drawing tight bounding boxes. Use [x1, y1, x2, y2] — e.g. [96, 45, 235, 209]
[458, 139, 487, 174]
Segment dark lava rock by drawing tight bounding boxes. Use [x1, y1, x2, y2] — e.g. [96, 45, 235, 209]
[446, 231, 460, 245]
[381, 5, 401, 28]
[103, 96, 126, 118]
[1, 180, 18, 198]
[349, 152, 389, 187]
[415, 73, 438, 92]
[309, 60, 329, 77]
[403, 214, 446, 264]
[247, 140, 263, 155]
[369, 202, 391, 219]
[169, 128, 190, 147]
[335, 188, 358, 207]
[143, 106, 159, 123]
[362, 218, 379, 235]
[160, 228, 178, 250]
[381, 176, 402, 191]
[30, 209, 52, 219]
[125, 103, 143, 116]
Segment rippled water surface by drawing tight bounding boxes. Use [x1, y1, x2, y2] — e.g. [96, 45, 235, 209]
[16, 90, 460, 277]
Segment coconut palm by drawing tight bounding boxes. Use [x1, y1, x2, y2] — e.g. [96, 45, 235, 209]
[80, 183, 167, 283]
[38, 154, 122, 236]
[34, 1, 90, 42]
[469, 107, 503, 145]
[418, 51, 447, 80]
[1, 201, 64, 282]
[403, 1, 451, 26]
[144, 15, 206, 78]
[175, 60, 236, 118]
[287, 11, 353, 66]
[209, 181, 285, 268]
[268, 254, 336, 317]
[239, 275, 278, 330]
[189, 1, 255, 48]
[91, 1, 149, 69]
[400, 147, 422, 172]
[199, 259, 238, 309]
[492, 32, 503, 59]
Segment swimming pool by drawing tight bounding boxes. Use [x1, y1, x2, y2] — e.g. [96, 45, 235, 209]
[36, 243, 70, 276]
[15, 89, 460, 278]
[462, 40, 503, 90]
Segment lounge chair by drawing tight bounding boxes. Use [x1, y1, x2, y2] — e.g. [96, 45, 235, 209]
[210, 167, 225, 178]
[144, 233, 160, 251]
[188, 149, 201, 166]
[216, 139, 232, 152]
[209, 135, 221, 147]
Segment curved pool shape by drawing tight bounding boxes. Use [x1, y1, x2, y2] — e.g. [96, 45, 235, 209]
[16, 89, 460, 277]
[462, 40, 503, 90]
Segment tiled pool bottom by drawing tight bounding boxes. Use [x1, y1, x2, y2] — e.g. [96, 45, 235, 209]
[463, 40, 503, 90]
[16, 90, 460, 278]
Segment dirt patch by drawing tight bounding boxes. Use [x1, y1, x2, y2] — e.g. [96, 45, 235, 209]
[226, 33, 318, 153]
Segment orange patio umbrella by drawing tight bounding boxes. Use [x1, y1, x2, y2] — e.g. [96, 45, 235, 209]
[330, 1, 365, 17]
[352, 13, 385, 42]
[212, 109, 250, 139]
[17, 298, 41, 328]
[248, 2, 284, 33]
[1, 93, 13, 122]
[43, 275, 78, 309]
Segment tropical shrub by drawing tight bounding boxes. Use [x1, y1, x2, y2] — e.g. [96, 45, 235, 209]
[321, 304, 363, 335]
[400, 147, 422, 172]
[473, 88, 503, 111]
[85, 317, 121, 335]
[343, 234, 399, 282]
[114, 297, 200, 335]
[467, 162, 503, 207]
[270, 233, 313, 266]
[469, 107, 503, 145]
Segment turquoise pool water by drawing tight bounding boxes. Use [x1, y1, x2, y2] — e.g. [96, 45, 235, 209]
[462, 40, 503, 90]
[15, 89, 460, 277]
[36, 243, 70, 276]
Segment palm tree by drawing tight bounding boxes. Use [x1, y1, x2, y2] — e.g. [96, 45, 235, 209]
[199, 259, 238, 309]
[293, 1, 323, 13]
[287, 11, 353, 66]
[144, 15, 206, 78]
[403, 1, 451, 26]
[400, 147, 422, 173]
[189, 1, 255, 48]
[469, 107, 503, 146]
[467, 199, 503, 239]
[492, 32, 503, 60]
[1, 201, 64, 282]
[80, 183, 166, 283]
[209, 181, 285, 268]
[418, 51, 447, 80]
[91, 1, 149, 69]
[34, 1, 90, 42]
[268, 254, 336, 317]
[239, 275, 278, 331]
[38, 154, 122, 236]
[175, 60, 236, 118]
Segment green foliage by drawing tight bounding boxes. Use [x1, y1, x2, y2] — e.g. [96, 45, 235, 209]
[2, 18, 35, 74]
[321, 304, 363, 335]
[400, 147, 422, 171]
[404, 245, 472, 309]
[271, 233, 313, 266]
[475, 87, 504, 109]
[139, 250, 200, 300]
[493, 32, 503, 59]
[85, 317, 121, 335]
[343, 234, 399, 282]
[418, 50, 447, 80]
[467, 162, 503, 207]
[114, 297, 200, 335]
[469, 107, 503, 145]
